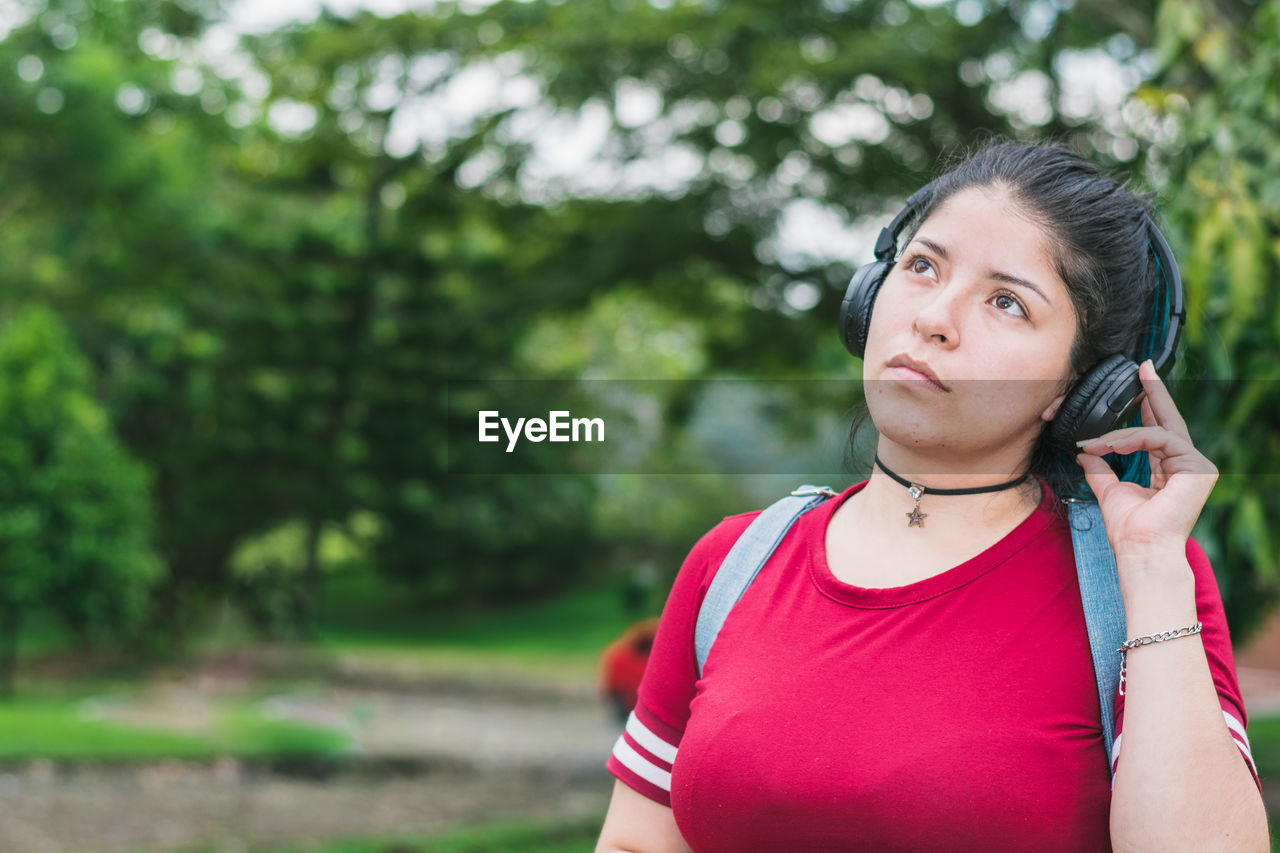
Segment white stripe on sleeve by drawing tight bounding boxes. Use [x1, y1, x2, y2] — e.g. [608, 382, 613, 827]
[1222, 709, 1251, 748]
[1222, 709, 1258, 777]
[612, 733, 673, 791]
[626, 711, 679, 764]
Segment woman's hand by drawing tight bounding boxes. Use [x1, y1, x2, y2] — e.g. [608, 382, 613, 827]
[1074, 359, 1218, 560]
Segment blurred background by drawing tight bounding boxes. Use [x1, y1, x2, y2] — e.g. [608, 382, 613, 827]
[0, 0, 1278, 849]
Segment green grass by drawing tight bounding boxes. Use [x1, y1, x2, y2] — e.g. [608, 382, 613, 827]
[315, 573, 656, 668]
[13, 574, 661, 669]
[214, 703, 355, 758]
[0, 696, 353, 760]
[253, 813, 602, 853]
[8, 573, 657, 691]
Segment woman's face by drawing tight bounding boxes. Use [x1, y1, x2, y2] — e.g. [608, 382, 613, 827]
[862, 184, 1079, 469]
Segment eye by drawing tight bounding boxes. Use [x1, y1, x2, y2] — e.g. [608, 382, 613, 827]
[991, 291, 1028, 318]
[905, 255, 936, 278]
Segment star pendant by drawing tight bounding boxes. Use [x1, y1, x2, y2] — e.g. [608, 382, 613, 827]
[907, 506, 927, 528]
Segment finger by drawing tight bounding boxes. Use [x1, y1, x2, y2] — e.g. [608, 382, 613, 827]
[1076, 452, 1119, 502]
[1078, 426, 1215, 477]
[1139, 395, 1156, 428]
[1138, 359, 1191, 439]
[1077, 425, 1202, 462]
[1077, 425, 1189, 456]
[1137, 396, 1162, 484]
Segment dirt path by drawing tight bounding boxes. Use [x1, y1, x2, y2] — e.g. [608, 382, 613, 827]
[0, 671, 621, 853]
[0, 759, 611, 853]
[0, 758, 609, 845]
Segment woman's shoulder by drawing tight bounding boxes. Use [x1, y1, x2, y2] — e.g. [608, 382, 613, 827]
[671, 484, 861, 598]
[680, 509, 764, 578]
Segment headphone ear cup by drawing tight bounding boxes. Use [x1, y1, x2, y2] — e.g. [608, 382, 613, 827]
[840, 260, 892, 358]
[1048, 354, 1143, 449]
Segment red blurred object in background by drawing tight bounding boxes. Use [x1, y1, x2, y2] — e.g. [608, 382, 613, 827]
[599, 618, 659, 724]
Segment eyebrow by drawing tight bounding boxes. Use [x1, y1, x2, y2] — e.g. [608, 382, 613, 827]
[912, 237, 1052, 306]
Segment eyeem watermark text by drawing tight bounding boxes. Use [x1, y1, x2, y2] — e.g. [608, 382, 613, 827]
[478, 410, 605, 452]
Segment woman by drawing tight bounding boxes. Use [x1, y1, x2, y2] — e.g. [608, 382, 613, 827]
[595, 141, 1269, 851]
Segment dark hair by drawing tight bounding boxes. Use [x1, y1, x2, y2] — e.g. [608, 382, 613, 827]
[845, 138, 1164, 510]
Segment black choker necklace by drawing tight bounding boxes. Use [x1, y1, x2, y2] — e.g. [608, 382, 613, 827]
[874, 454, 1029, 529]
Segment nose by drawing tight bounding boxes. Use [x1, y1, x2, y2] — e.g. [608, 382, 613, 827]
[912, 284, 962, 347]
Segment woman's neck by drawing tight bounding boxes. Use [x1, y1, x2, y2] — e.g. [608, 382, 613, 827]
[856, 447, 1044, 537]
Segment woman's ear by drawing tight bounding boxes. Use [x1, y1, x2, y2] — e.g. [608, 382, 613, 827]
[1042, 371, 1078, 422]
[1041, 393, 1067, 422]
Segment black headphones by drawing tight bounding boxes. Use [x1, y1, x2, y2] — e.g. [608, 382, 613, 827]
[838, 181, 1186, 449]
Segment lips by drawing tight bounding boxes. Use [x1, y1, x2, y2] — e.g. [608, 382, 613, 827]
[887, 355, 950, 392]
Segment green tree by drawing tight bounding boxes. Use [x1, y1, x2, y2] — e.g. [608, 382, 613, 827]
[1146, 0, 1280, 640]
[0, 0, 1198, 639]
[0, 0, 268, 642]
[0, 306, 163, 696]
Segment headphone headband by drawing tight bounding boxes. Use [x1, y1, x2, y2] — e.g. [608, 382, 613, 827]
[872, 182, 936, 261]
[1143, 221, 1186, 377]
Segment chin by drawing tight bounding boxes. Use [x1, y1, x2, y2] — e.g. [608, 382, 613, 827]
[864, 412, 949, 451]
[865, 393, 948, 429]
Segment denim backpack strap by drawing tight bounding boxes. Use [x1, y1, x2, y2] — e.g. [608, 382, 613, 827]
[694, 485, 837, 677]
[1068, 500, 1128, 782]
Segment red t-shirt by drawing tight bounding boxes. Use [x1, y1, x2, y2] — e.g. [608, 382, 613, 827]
[606, 479, 1258, 852]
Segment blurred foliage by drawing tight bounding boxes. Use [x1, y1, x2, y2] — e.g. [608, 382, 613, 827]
[0, 0, 1274, 648]
[1146, 0, 1280, 639]
[230, 511, 383, 639]
[0, 307, 162, 694]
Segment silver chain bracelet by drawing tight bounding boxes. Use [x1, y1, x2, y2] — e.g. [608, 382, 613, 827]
[1117, 622, 1202, 696]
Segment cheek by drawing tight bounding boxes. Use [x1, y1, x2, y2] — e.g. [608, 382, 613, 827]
[957, 357, 1066, 413]
[862, 293, 912, 357]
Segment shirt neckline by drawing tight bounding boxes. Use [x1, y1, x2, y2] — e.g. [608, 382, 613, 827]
[806, 477, 1058, 609]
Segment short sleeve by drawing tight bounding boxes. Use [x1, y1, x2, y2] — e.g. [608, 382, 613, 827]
[604, 511, 759, 806]
[1110, 536, 1260, 793]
